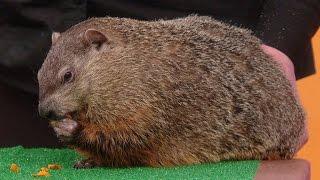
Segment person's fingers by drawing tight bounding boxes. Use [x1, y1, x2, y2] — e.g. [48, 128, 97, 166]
[262, 45, 295, 75]
[261, 45, 296, 84]
[261, 44, 307, 150]
[261, 45, 298, 97]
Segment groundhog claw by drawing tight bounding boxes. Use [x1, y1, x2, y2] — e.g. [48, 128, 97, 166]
[74, 159, 98, 169]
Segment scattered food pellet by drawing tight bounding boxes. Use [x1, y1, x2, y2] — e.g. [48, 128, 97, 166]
[41, 167, 49, 171]
[32, 168, 50, 177]
[9, 163, 61, 177]
[47, 164, 62, 170]
[10, 163, 20, 173]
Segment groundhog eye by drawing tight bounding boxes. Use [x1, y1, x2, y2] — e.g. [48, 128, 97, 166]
[63, 71, 73, 83]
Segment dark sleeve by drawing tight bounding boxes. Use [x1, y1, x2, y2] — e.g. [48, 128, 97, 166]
[255, 0, 320, 79]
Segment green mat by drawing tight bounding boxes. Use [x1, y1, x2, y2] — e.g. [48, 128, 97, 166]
[0, 146, 259, 180]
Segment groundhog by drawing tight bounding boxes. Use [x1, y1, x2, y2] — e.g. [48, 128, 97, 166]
[37, 15, 306, 168]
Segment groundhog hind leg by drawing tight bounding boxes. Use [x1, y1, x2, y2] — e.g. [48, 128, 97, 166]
[72, 146, 105, 169]
[74, 158, 103, 169]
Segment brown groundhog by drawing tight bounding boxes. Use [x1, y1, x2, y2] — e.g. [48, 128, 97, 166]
[37, 15, 306, 168]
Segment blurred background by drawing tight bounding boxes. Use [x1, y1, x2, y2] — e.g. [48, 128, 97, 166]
[297, 30, 319, 180]
[0, 0, 319, 179]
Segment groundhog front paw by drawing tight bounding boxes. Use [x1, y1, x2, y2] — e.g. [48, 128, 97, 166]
[50, 118, 78, 142]
[73, 158, 100, 169]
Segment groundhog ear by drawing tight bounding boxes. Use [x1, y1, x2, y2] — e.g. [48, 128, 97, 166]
[84, 29, 108, 49]
[51, 32, 61, 45]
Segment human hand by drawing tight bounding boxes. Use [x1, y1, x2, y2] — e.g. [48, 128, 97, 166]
[261, 44, 298, 97]
[261, 44, 307, 151]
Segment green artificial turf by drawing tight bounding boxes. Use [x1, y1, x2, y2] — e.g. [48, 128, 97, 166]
[0, 146, 259, 180]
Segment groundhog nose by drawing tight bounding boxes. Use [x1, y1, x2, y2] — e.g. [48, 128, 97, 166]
[39, 109, 53, 119]
[39, 106, 59, 120]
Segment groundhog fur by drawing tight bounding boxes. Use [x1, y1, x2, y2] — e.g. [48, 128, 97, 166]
[38, 15, 306, 168]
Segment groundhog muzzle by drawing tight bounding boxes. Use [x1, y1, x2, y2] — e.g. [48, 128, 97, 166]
[37, 15, 306, 168]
